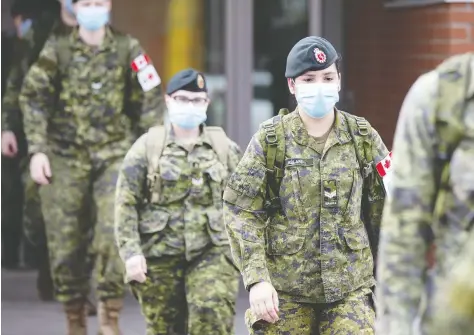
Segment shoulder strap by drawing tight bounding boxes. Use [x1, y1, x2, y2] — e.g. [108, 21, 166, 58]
[115, 33, 131, 67]
[204, 126, 231, 166]
[342, 111, 383, 258]
[145, 126, 168, 203]
[262, 108, 289, 213]
[342, 111, 374, 180]
[146, 126, 167, 173]
[433, 53, 472, 224]
[56, 34, 71, 76]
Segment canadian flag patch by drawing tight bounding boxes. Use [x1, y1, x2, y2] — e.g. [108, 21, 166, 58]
[131, 54, 151, 72]
[137, 64, 161, 92]
[376, 152, 393, 196]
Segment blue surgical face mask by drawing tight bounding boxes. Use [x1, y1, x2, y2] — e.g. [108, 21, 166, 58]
[295, 82, 340, 119]
[76, 6, 110, 31]
[19, 19, 32, 38]
[167, 100, 208, 129]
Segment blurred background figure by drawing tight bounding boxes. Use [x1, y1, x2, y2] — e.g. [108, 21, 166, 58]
[375, 52, 474, 335]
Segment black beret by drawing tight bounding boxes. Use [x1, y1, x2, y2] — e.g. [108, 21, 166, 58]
[166, 68, 207, 95]
[285, 36, 338, 78]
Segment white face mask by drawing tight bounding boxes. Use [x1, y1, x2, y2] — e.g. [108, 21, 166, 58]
[295, 82, 339, 119]
[167, 100, 208, 129]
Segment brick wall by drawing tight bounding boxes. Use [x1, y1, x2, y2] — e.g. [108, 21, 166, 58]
[111, 0, 170, 78]
[344, 1, 474, 147]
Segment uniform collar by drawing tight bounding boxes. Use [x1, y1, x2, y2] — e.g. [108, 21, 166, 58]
[165, 124, 211, 148]
[70, 26, 115, 52]
[290, 108, 352, 147]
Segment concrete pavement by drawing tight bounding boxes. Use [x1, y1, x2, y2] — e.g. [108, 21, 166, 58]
[1, 269, 250, 335]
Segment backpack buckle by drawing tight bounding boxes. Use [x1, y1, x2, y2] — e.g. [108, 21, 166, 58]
[265, 127, 278, 144]
[356, 119, 369, 136]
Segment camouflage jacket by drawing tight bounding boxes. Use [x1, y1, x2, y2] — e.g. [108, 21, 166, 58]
[376, 54, 474, 335]
[1, 16, 70, 133]
[19, 27, 165, 158]
[114, 126, 242, 263]
[223, 110, 388, 303]
[431, 229, 474, 335]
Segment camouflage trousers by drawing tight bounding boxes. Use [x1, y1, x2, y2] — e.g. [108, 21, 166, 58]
[39, 153, 125, 303]
[130, 246, 240, 335]
[246, 288, 375, 335]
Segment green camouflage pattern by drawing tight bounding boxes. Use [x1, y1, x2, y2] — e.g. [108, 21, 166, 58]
[114, 126, 242, 263]
[18, 26, 165, 303]
[431, 230, 474, 335]
[1, 20, 74, 242]
[39, 152, 124, 303]
[2, 17, 71, 133]
[1, 37, 31, 132]
[130, 247, 240, 335]
[246, 287, 374, 334]
[223, 110, 388, 304]
[19, 27, 165, 156]
[376, 54, 474, 335]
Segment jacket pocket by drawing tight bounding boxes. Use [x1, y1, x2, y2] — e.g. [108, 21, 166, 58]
[207, 211, 229, 246]
[138, 210, 170, 234]
[343, 223, 370, 250]
[265, 224, 306, 256]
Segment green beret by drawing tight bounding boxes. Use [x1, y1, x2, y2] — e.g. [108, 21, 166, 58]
[285, 36, 338, 78]
[166, 68, 207, 95]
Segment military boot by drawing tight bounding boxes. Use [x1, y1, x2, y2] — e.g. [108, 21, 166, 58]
[98, 299, 123, 335]
[64, 301, 87, 335]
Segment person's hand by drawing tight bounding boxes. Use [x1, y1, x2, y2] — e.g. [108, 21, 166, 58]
[30, 153, 52, 185]
[125, 255, 147, 283]
[249, 281, 279, 323]
[1, 131, 18, 157]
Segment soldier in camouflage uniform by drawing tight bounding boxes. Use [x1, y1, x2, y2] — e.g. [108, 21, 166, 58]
[19, 0, 165, 333]
[223, 36, 389, 334]
[115, 68, 242, 335]
[375, 52, 474, 335]
[2, 0, 100, 313]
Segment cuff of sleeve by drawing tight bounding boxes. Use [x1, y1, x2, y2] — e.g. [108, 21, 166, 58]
[243, 266, 272, 291]
[119, 245, 143, 264]
[28, 144, 48, 156]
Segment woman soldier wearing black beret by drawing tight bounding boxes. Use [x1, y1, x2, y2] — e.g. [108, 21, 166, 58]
[223, 36, 390, 334]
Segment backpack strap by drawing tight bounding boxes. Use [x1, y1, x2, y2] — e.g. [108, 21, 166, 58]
[262, 108, 289, 214]
[342, 112, 375, 180]
[145, 125, 168, 203]
[342, 111, 382, 258]
[433, 53, 473, 226]
[56, 34, 72, 77]
[204, 126, 231, 166]
[115, 33, 131, 67]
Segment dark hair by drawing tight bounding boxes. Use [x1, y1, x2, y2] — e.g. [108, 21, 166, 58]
[335, 53, 342, 74]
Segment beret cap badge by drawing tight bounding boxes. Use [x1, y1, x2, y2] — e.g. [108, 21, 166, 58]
[197, 74, 205, 89]
[314, 48, 327, 64]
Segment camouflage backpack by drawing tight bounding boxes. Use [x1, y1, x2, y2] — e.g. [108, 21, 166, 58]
[144, 125, 232, 203]
[433, 53, 473, 230]
[261, 108, 385, 254]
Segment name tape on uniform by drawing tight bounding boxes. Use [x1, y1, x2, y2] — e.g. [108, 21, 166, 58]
[131, 54, 151, 72]
[137, 64, 161, 92]
[376, 152, 393, 197]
